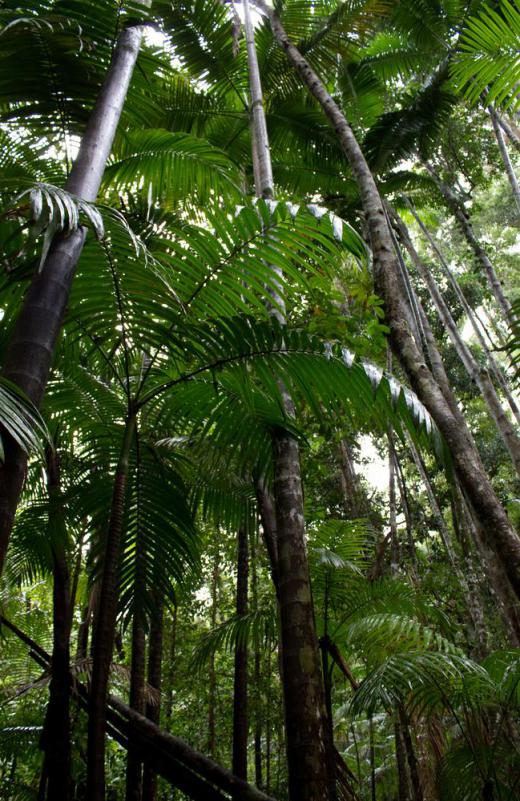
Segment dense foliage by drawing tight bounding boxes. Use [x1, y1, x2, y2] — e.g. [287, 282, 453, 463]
[0, 1, 519, 801]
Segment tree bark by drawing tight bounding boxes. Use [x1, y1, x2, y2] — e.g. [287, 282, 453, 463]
[425, 165, 513, 323]
[254, 0, 520, 599]
[208, 544, 220, 758]
[243, 3, 332, 798]
[398, 216, 520, 478]
[142, 595, 163, 801]
[233, 528, 249, 783]
[125, 613, 146, 801]
[87, 412, 136, 801]
[0, 21, 145, 577]
[42, 449, 72, 801]
[405, 205, 520, 428]
[490, 108, 520, 213]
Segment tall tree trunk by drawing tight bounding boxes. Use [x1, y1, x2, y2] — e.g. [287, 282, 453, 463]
[0, 21, 145, 577]
[42, 449, 72, 801]
[243, 3, 332, 798]
[398, 706, 424, 801]
[142, 595, 163, 801]
[208, 545, 220, 758]
[126, 437, 149, 801]
[164, 606, 177, 726]
[424, 164, 513, 323]
[251, 534, 263, 791]
[395, 719, 412, 801]
[232, 528, 249, 784]
[489, 108, 520, 213]
[255, 0, 520, 599]
[405, 206, 520, 428]
[398, 216, 520, 478]
[87, 412, 136, 801]
[406, 435, 487, 652]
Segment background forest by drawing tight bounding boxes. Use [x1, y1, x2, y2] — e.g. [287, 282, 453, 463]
[0, 1, 519, 800]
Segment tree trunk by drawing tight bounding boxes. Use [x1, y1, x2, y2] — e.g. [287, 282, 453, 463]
[489, 108, 520, 213]
[208, 545, 220, 758]
[233, 528, 249, 783]
[271, 433, 332, 801]
[405, 205, 520, 428]
[395, 720, 412, 801]
[125, 613, 147, 801]
[398, 706, 424, 801]
[398, 216, 520, 478]
[255, 0, 520, 599]
[0, 21, 145, 577]
[406, 435, 487, 651]
[425, 165, 513, 323]
[87, 412, 136, 801]
[243, 3, 332, 798]
[142, 595, 164, 801]
[42, 449, 72, 801]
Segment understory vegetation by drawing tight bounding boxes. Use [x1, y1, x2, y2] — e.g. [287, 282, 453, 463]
[0, 1, 519, 800]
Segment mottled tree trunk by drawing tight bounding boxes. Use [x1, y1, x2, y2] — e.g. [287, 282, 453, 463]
[126, 452, 149, 801]
[272, 433, 332, 801]
[142, 596, 163, 801]
[208, 547, 220, 757]
[490, 109, 520, 213]
[243, 2, 332, 797]
[255, 0, 520, 599]
[425, 165, 513, 323]
[401, 218, 520, 478]
[232, 528, 249, 783]
[42, 449, 72, 801]
[87, 413, 136, 801]
[406, 206, 520, 428]
[0, 21, 145, 576]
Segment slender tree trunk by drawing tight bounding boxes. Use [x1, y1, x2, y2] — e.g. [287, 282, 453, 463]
[495, 113, 520, 151]
[244, 3, 331, 798]
[255, 0, 520, 599]
[164, 606, 177, 726]
[254, 477, 279, 594]
[126, 613, 146, 801]
[405, 206, 520, 427]
[398, 706, 424, 801]
[393, 450, 418, 574]
[87, 412, 136, 801]
[126, 435, 149, 801]
[425, 165, 513, 323]
[232, 528, 249, 783]
[0, 21, 145, 577]
[142, 595, 163, 801]
[489, 108, 520, 213]
[208, 545, 220, 758]
[399, 216, 520, 478]
[338, 439, 365, 517]
[42, 449, 72, 801]
[457, 485, 520, 646]
[395, 719, 412, 801]
[251, 536, 263, 791]
[406, 436, 487, 653]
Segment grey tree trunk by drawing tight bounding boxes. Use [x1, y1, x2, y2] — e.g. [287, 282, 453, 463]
[425, 164, 514, 323]
[232, 528, 249, 783]
[490, 108, 520, 213]
[406, 205, 520, 427]
[0, 20, 146, 576]
[253, 0, 520, 597]
[243, 2, 332, 798]
[398, 216, 520, 478]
